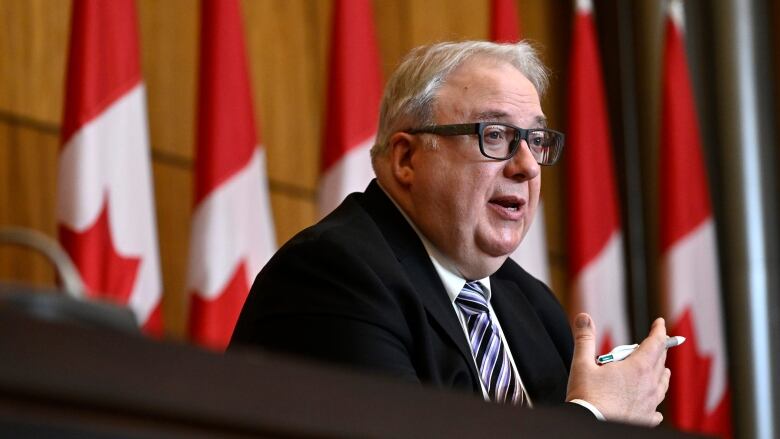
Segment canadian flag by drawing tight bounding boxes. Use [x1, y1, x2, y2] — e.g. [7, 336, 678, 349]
[490, 0, 523, 42]
[492, 0, 551, 284]
[57, 0, 163, 335]
[187, 0, 276, 350]
[318, 0, 382, 217]
[660, 1, 732, 436]
[566, 0, 630, 352]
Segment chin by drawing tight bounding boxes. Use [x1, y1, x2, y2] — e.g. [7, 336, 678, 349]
[482, 238, 523, 258]
[458, 250, 510, 279]
[480, 224, 525, 250]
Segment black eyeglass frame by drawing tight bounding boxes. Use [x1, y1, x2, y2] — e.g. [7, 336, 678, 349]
[405, 122, 565, 165]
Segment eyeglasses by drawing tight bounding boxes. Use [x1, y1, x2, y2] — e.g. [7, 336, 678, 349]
[405, 122, 565, 165]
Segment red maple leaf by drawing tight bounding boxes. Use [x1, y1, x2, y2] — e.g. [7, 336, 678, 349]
[59, 197, 141, 306]
[189, 262, 250, 351]
[667, 308, 733, 438]
[142, 302, 163, 335]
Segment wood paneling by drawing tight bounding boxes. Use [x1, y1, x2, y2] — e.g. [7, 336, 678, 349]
[138, 0, 198, 160]
[244, 0, 327, 192]
[0, 0, 573, 338]
[374, 0, 410, 76]
[407, 0, 488, 44]
[0, 0, 70, 124]
[269, 190, 317, 246]
[152, 159, 192, 337]
[0, 121, 58, 286]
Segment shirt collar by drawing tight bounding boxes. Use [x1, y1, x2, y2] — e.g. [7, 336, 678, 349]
[376, 181, 492, 304]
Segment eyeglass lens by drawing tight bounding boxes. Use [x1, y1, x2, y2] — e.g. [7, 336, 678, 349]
[480, 124, 561, 164]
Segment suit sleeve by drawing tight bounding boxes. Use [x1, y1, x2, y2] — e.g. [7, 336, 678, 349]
[230, 234, 420, 382]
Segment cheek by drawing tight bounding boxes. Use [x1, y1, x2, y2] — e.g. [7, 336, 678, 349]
[529, 178, 541, 209]
[455, 180, 491, 225]
[436, 167, 484, 208]
[414, 168, 468, 224]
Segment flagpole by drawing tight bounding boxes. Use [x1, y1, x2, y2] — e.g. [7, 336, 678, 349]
[614, 0, 649, 339]
[712, 0, 777, 438]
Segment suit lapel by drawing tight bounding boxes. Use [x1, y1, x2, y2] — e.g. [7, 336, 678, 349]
[490, 277, 568, 402]
[359, 181, 480, 386]
[398, 248, 478, 378]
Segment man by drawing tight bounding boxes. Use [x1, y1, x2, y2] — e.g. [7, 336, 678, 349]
[231, 41, 670, 425]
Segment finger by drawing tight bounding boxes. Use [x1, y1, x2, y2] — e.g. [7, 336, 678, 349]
[650, 317, 668, 340]
[655, 367, 671, 406]
[571, 313, 597, 366]
[649, 339, 668, 369]
[662, 367, 671, 394]
[635, 318, 668, 360]
[655, 344, 668, 368]
[651, 411, 664, 427]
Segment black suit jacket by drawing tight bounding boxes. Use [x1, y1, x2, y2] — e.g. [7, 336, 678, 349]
[231, 180, 574, 405]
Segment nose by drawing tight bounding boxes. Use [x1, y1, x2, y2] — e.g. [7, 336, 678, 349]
[504, 140, 541, 181]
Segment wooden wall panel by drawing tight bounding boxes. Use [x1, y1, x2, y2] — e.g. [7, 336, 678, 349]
[245, 0, 327, 193]
[269, 191, 317, 247]
[152, 159, 192, 338]
[407, 0, 488, 44]
[0, 121, 58, 286]
[374, 0, 410, 76]
[137, 0, 198, 160]
[0, 0, 573, 339]
[0, 0, 69, 123]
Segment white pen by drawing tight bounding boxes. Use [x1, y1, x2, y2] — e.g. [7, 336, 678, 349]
[596, 336, 686, 365]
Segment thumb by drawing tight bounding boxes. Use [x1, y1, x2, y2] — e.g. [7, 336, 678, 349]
[571, 313, 597, 365]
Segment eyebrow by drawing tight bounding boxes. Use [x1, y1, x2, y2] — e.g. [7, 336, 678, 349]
[473, 111, 548, 128]
[474, 110, 510, 121]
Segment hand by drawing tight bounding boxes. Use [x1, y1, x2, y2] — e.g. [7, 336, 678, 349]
[566, 313, 671, 426]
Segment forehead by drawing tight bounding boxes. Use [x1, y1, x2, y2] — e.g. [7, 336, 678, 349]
[434, 57, 544, 126]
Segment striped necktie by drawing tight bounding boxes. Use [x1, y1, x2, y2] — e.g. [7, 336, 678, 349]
[455, 281, 524, 405]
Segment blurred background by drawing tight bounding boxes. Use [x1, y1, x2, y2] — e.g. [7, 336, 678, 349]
[0, 0, 778, 438]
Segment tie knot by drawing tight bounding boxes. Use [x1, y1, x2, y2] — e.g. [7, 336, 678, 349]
[455, 281, 489, 314]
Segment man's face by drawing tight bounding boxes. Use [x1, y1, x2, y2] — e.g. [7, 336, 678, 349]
[407, 58, 543, 279]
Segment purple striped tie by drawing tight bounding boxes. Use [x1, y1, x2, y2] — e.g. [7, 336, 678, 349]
[455, 281, 524, 405]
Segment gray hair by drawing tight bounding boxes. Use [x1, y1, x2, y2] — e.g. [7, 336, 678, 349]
[370, 40, 550, 161]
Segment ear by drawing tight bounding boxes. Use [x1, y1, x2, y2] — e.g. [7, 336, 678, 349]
[388, 132, 418, 186]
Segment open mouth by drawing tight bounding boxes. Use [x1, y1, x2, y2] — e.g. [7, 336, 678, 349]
[489, 196, 525, 213]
